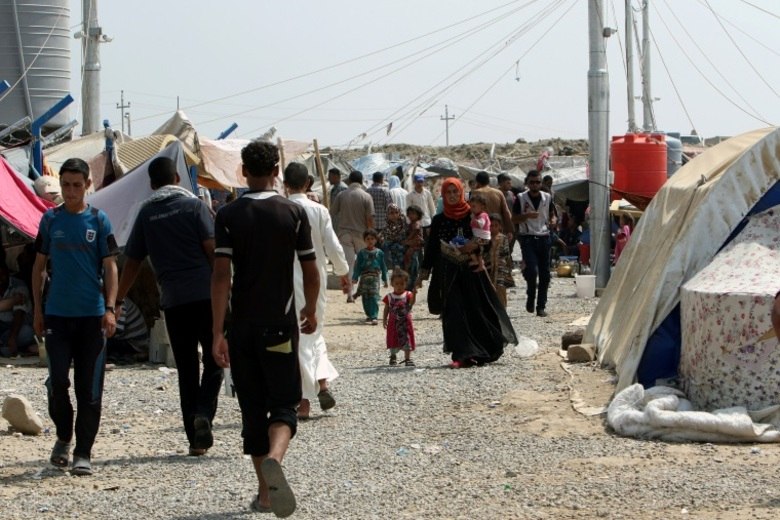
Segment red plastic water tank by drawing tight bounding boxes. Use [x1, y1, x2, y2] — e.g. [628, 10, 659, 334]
[611, 133, 668, 199]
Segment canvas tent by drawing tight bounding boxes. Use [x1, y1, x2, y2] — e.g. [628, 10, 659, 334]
[87, 141, 196, 248]
[586, 127, 780, 396]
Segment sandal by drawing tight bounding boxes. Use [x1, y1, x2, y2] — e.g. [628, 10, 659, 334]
[260, 458, 296, 518]
[317, 389, 336, 411]
[50, 439, 71, 468]
[403, 359, 415, 367]
[71, 455, 92, 476]
[249, 494, 272, 513]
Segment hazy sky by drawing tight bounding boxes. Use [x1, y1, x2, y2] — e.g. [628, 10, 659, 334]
[68, 0, 779, 147]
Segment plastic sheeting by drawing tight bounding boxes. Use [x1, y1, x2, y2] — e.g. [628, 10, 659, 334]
[0, 156, 53, 239]
[87, 142, 196, 248]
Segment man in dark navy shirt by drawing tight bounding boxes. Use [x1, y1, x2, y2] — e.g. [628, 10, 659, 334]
[117, 157, 222, 456]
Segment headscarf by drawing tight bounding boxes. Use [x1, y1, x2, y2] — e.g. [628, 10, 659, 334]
[441, 178, 471, 220]
[388, 176, 400, 189]
[384, 203, 407, 242]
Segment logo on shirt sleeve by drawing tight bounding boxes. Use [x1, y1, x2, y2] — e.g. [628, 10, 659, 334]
[85, 229, 96, 242]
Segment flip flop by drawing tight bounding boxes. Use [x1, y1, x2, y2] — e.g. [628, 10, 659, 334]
[260, 458, 296, 518]
[71, 455, 92, 476]
[49, 440, 71, 468]
[249, 494, 272, 514]
[317, 389, 336, 411]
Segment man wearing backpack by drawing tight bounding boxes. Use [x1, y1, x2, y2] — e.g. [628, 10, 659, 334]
[32, 158, 119, 476]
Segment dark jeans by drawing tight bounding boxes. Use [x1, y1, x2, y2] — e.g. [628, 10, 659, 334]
[45, 315, 106, 459]
[228, 320, 301, 457]
[163, 299, 223, 446]
[520, 235, 551, 311]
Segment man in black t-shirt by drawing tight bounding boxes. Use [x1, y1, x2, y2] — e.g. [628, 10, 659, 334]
[211, 140, 319, 518]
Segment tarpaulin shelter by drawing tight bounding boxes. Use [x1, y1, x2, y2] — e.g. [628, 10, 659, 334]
[586, 127, 780, 396]
[87, 141, 196, 248]
[0, 156, 52, 239]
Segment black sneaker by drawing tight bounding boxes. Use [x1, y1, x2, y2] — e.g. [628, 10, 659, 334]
[526, 297, 535, 314]
[193, 415, 214, 450]
[536, 309, 548, 318]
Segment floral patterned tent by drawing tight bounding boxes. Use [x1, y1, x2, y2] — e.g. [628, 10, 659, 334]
[680, 207, 780, 410]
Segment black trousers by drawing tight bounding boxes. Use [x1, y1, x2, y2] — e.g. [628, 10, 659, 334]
[228, 320, 301, 456]
[163, 299, 223, 446]
[520, 235, 552, 311]
[45, 315, 106, 459]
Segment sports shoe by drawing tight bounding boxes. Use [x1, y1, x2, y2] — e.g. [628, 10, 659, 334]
[192, 415, 214, 450]
[537, 309, 548, 318]
[317, 388, 336, 411]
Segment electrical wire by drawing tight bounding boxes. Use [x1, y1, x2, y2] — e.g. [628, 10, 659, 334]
[737, 0, 780, 19]
[651, 2, 773, 129]
[365, 0, 567, 145]
[212, 0, 543, 134]
[703, 0, 779, 98]
[237, 0, 553, 138]
[421, 0, 579, 146]
[658, 0, 764, 119]
[691, 0, 780, 59]
[132, 0, 532, 123]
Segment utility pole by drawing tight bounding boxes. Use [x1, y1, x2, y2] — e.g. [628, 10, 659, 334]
[440, 104, 455, 146]
[79, 0, 111, 135]
[625, 0, 638, 133]
[641, 0, 655, 131]
[116, 90, 130, 134]
[124, 111, 131, 136]
[588, 0, 611, 290]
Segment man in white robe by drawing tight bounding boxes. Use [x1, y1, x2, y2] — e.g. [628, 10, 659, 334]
[284, 163, 350, 418]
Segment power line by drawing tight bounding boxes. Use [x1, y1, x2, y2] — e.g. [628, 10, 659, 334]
[651, 1, 773, 129]
[657, 0, 764, 119]
[237, 0, 548, 138]
[424, 0, 579, 146]
[372, 0, 568, 145]
[132, 0, 531, 124]
[703, 0, 780, 98]
[737, 0, 780, 19]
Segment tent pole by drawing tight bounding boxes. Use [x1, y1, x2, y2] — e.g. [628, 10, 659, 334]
[313, 139, 328, 208]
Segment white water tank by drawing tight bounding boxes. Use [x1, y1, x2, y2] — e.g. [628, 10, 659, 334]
[0, 0, 71, 131]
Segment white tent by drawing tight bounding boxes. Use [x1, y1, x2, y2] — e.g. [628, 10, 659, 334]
[87, 141, 196, 247]
[586, 127, 780, 394]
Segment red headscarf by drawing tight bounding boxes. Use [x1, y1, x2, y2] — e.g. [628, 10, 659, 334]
[441, 178, 471, 220]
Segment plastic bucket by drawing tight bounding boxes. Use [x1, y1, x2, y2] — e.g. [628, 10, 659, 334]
[575, 274, 596, 298]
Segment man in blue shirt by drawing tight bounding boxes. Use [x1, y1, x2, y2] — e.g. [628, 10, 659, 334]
[116, 157, 222, 457]
[32, 158, 119, 476]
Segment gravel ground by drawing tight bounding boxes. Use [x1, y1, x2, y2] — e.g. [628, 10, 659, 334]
[2, 275, 780, 520]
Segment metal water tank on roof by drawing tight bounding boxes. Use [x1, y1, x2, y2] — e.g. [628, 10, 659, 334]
[665, 135, 682, 177]
[0, 0, 71, 131]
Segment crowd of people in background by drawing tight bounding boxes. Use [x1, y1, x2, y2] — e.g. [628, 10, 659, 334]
[0, 141, 646, 518]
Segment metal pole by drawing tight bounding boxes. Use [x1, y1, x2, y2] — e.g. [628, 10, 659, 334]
[440, 104, 455, 146]
[625, 0, 637, 133]
[116, 90, 130, 134]
[81, 0, 103, 135]
[588, 0, 611, 290]
[641, 0, 655, 132]
[32, 95, 74, 176]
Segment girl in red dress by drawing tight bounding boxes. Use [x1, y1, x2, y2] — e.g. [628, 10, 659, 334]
[382, 269, 416, 366]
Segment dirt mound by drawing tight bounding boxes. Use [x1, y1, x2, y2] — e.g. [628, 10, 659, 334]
[323, 138, 589, 172]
